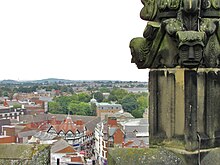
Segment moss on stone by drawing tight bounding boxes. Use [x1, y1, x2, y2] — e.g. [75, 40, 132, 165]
[0, 144, 50, 165]
[108, 146, 220, 165]
[0, 144, 33, 159]
[161, 139, 185, 150]
[108, 147, 185, 165]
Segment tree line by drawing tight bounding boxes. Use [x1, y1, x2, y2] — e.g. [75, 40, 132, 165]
[48, 87, 148, 118]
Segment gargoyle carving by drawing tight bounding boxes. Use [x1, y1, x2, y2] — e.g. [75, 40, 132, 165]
[130, 0, 220, 69]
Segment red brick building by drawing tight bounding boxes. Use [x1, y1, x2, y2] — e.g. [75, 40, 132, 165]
[0, 125, 37, 144]
[0, 136, 16, 144]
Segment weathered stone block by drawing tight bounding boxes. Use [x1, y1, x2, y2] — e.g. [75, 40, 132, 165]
[149, 68, 220, 151]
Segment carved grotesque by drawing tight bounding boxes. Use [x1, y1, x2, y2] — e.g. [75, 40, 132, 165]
[140, 0, 157, 20]
[129, 37, 149, 69]
[177, 31, 205, 68]
[130, 0, 220, 69]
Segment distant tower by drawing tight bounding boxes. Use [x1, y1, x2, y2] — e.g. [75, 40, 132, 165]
[90, 95, 97, 116]
[90, 95, 97, 105]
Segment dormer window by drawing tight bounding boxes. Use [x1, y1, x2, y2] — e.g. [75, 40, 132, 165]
[66, 131, 73, 138]
[59, 131, 65, 137]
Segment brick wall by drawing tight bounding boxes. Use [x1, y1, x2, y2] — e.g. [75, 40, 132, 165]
[113, 129, 124, 144]
[0, 136, 16, 143]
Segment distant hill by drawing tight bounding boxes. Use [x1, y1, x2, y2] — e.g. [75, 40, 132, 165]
[0, 78, 147, 84]
[0, 79, 20, 84]
[0, 78, 73, 84]
[31, 78, 74, 84]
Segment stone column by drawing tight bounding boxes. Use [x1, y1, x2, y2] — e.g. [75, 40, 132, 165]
[149, 68, 220, 151]
[149, 69, 185, 140]
[184, 70, 198, 151]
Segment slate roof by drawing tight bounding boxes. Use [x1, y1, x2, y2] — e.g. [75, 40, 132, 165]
[124, 125, 148, 134]
[121, 118, 149, 135]
[85, 117, 101, 132]
[51, 139, 76, 153]
[109, 112, 134, 119]
[125, 132, 136, 138]
[18, 130, 38, 138]
[33, 131, 57, 140]
[47, 114, 97, 124]
[20, 114, 48, 123]
[109, 127, 117, 136]
[20, 114, 97, 125]
[123, 118, 148, 126]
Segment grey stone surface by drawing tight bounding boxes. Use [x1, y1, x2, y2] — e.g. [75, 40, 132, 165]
[201, 148, 220, 165]
[108, 147, 185, 165]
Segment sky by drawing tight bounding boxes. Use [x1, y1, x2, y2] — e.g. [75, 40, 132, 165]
[0, 0, 149, 82]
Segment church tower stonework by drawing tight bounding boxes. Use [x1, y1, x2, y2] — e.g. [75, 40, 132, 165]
[130, 0, 220, 152]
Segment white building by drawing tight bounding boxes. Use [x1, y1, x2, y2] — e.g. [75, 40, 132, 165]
[0, 105, 25, 121]
[51, 139, 85, 165]
[94, 121, 107, 165]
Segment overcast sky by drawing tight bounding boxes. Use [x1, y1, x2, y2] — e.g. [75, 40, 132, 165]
[0, 0, 149, 82]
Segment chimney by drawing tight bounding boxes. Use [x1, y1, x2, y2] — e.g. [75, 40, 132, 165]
[3, 99, 9, 107]
[76, 120, 83, 125]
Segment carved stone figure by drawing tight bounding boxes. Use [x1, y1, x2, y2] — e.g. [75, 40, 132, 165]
[177, 31, 205, 67]
[130, 0, 220, 152]
[130, 0, 220, 69]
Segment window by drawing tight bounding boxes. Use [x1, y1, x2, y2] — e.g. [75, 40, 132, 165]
[57, 158, 60, 165]
[66, 132, 73, 138]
